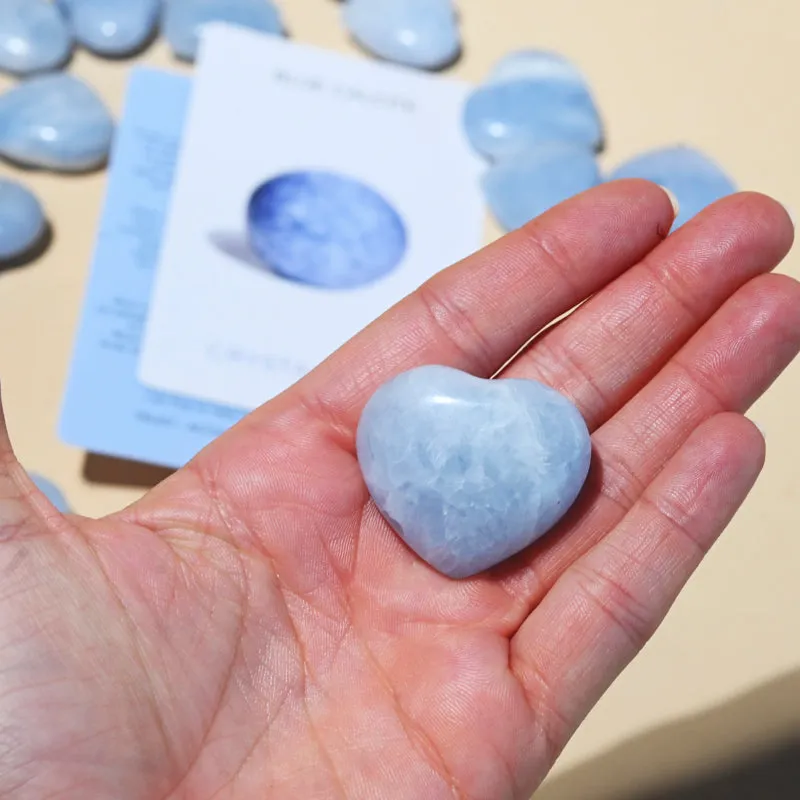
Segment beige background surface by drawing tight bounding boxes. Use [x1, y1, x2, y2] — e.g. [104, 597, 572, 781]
[0, 1, 797, 797]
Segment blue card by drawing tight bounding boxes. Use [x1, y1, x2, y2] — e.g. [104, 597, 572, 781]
[59, 67, 247, 468]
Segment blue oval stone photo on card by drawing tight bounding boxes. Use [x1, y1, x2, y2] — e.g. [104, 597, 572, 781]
[246, 170, 408, 290]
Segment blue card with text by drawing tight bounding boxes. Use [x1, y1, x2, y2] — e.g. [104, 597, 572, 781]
[59, 67, 247, 468]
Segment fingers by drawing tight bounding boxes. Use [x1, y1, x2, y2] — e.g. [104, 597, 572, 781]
[509, 414, 764, 765]
[502, 192, 795, 430]
[496, 272, 800, 608]
[289, 180, 676, 435]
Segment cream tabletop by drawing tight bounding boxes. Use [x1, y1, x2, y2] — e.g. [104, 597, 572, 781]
[0, 2, 797, 797]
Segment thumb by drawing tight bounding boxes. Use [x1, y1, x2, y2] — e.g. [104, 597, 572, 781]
[0, 388, 69, 539]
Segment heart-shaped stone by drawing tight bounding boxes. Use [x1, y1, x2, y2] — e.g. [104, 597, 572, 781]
[482, 142, 601, 232]
[30, 473, 71, 514]
[162, 0, 285, 63]
[0, 0, 73, 76]
[57, 0, 161, 57]
[342, 0, 461, 71]
[356, 365, 592, 578]
[463, 70, 603, 161]
[608, 145, 736, 230]
[0, 178, 46, 261]
[0, 73, 114, 172]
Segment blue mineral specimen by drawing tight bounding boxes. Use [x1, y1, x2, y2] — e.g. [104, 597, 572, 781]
[356, 365, 592, 578]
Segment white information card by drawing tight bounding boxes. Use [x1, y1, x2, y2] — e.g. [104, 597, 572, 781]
[139, 24, 485, 410]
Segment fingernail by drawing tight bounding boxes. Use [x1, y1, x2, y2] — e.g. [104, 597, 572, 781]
[752, 420, 766, 440]
[782, 203, 796, 229]
[658, 185, 680, 218]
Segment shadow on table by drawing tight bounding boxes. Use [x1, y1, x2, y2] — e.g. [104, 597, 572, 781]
[637, 738, 800, 799]
[83, 453, 174, 488]
[536, 668, 800, 800]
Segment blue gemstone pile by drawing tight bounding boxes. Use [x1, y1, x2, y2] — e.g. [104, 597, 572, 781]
[463, 49, 736, 232]
[0, 3, 737, 270]
[0, 0, 293, 264]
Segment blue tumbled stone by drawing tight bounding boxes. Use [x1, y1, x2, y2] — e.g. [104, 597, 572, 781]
[608, 145, 737, 229]
[162, 0, 284, 62]
[342, 0, 460, 70]
[30, 473, 71, 513]
[356, 365, 592, 579]
[247, 171, 407, 289]
[0, 0, 73, 75]
[488, 49, 589, 87]
[0, 73, 114, 171]
[463, 73, 603, 160]
[0, 178, 46, 260]
[483, 143, 601, 231]
[57, 0, 160, 57]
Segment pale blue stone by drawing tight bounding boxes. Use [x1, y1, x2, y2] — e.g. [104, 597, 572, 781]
[608, 145, 737, 229]
[356, 365, 592, 579]
[0, 73, 114, 171]
[0, 178, 46, 260]
[342, 0, 460, 70]
[0, 0, 73, 75]
[483, 143, 601, 231]
[57, 0, 160, 56]
[463, 74, 603, 160]
[30, 473, 71, 513]
[162, 0, 284, 62]
[488, 49, 588, 87]
[247, 171, 407, 289]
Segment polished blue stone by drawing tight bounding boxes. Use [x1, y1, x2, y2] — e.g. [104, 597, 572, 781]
[608, 145, 737, 229]
[0, 0, 73, 75]
[463, 74, 603, 160]
[356, 365, 592, 579]
[30, 473, 70, 513]
[342, 0, 460, 70]
[162, 0, 284, 62]
[483, 143, 601, 231]
[57, 0, 160, 56]
[247, 171, 407, 289]
[0, 73, 114, 171]
[488, 49, 589, 87]
[0, 178, 46, 260]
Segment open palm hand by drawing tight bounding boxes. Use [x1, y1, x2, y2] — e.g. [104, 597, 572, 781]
[0, 181, 797, 799]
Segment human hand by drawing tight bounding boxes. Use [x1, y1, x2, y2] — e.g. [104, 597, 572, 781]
[0, 180, 796, 798]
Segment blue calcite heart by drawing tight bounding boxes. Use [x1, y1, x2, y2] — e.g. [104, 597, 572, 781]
[247, 171, 407, 289]
[342, 0, 460, 70]
[463, 72, 603, 160]
[162, 0, 284, 62]
[0, 0, 73, 75]
[609, 145, 736, 229]
[356, 366, 592, 579]
[0, 73, 114, 171]
[0, 178, 46, 260]
[57, 0, 160, 56]
[483, 143, 601, 231]
[30, 473, 71, 513]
